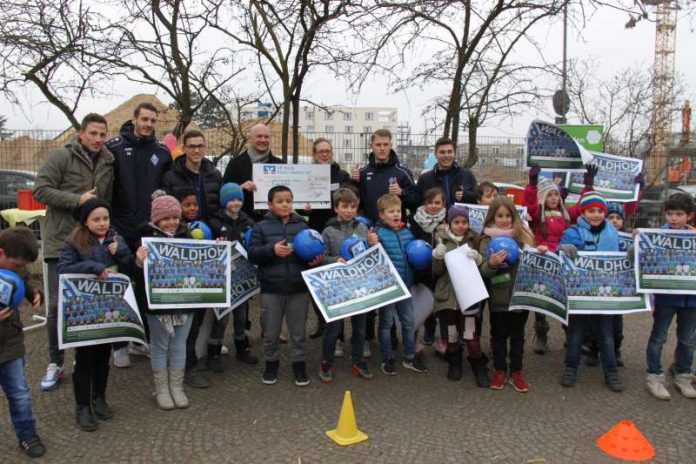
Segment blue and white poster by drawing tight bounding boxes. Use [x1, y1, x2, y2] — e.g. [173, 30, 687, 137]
[525, 120, 589, 169]
[567, 152, 642, 202]
[510, 249, 568, 324]
[302, 244, 411, 323]
[456, 203, 528, 234]
[635, 229, 696, 294]
[58, 273, 146, 349]
[143, 238, 231, 309]
[213, 242, 260, 320]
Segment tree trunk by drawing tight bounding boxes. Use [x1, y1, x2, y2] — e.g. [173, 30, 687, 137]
[291, 93, 301, 164]
[281, 95, 291, 162]
[464, 118, 479, 169]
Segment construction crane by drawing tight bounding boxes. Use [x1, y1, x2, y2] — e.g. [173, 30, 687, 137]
[643, 1, 678, 184]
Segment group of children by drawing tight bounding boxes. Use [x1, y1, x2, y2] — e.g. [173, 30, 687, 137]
[3, 162, 696, 458]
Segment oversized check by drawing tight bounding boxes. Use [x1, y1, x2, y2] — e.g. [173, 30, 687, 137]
[252, 163, 331, 210]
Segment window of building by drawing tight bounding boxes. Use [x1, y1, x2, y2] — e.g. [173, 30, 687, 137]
[492, 146, 501, 156]
[363, 125, 372, 134]
[516, 147, 524, 156]
[344, 139, 352, 148]
[345, 125, 353, 133]
[344, 152, 353, 162]
[325, 125, 334, 133]
[365, 112, 374, 121]
[344, 112, 353, 121]
[306, 111, 314, 120]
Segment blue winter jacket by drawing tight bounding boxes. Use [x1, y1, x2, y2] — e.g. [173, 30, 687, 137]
[376, 221, 414, 287]
[58, 228, 133, 276]
[654, 224, 696, 309]
[559, 217, 619, 252]
[248, 212, 310, 295]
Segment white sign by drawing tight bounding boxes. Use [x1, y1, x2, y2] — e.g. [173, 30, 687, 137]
[444, 244, 489, 312]
[252, 163, 331, 210]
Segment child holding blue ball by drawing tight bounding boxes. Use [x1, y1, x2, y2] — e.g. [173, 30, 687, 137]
[478, 196, 535, 392]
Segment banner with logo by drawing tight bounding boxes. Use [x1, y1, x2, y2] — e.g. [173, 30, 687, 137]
[252, 163, 331, 210]
[143, 238, 231, 309]
[302, 244, 411, 323]
[561, 251, 650, 315]
[558, 124, 605, 151]
[510, 249, 568, 324]
[635, 229, 696, 294]
[456, 203, 528, 234]
[566, 152, 642, 202]
[525, 120, 589, 169]
[213, 242, 260, 320]
[58, 273, 146, 349]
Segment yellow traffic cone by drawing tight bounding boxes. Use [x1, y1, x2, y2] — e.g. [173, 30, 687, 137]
[326, 391, 368, 446]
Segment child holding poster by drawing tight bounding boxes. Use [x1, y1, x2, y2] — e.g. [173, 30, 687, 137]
[478, 197, 535, 392]
[525, 164, 596, 355]
[135, 192, 194, 411]
[557, 191, 624, 392]
[645, 192, 696, 400]
[208, 182, 258, 369]
[318, 188, 372, 383]
[431, 204, 488, 386]
[58, 199, 134, 431]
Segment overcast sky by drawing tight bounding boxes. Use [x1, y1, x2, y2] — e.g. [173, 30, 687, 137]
[2, 4, 694, 138]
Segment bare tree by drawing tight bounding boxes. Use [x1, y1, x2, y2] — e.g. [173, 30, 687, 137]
[0, 114, 13, 140]
[0, 0, 110, 129]
[94, 0, 242, 137]
[204, 0, 355, 162]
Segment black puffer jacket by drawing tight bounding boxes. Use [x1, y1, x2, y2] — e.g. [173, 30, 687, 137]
[358, 151, 420, 223]
[247, 212, 309, 295]
[208, 210, 255, 243]
[137, 222, 192, 316]
[222, 150, 285, 222]
[57, 228, 134, 276]
[106, 121, 172, 249]
[416, 163, 477, 206]
[162, 155, 222, 221]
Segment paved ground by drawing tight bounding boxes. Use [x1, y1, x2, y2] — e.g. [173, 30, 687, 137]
[2, 299, 695, 463]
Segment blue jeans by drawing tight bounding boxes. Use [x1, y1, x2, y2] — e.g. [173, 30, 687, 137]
[378, 299, 415, 360]
[0, 357, 36, 440]
[321, 314, 367, 364]
[565, 315, 617, 374]
[646, 306, 696, 375]
[147, 314, 194, 371]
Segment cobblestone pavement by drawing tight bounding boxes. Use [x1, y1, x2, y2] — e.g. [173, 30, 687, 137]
[2, 301, 694, 464]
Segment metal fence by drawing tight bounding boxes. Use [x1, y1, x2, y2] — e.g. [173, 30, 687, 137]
[0, 128, 681, 232]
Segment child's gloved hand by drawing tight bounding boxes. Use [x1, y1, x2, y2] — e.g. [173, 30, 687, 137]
[558, 244, 578, 259]
[528, 165, 541, 186]
[466, 249, 483, 265]
[432, 238, 447, 260]
[634, 173, 646, 190]
[583, 163, 598, 187]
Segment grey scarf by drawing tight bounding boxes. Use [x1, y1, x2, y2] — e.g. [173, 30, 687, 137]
[248, 146, 271, 164]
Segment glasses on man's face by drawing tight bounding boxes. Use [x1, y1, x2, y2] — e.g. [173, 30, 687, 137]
[315, 149, 332, 155]
[186, 144, 206, 151]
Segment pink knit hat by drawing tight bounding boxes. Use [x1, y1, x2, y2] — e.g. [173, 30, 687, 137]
[150, 191, 182, 224]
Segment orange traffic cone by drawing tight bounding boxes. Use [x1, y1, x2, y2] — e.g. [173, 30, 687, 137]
[325, 391, 368, 446]
[596, 419, 655, 461]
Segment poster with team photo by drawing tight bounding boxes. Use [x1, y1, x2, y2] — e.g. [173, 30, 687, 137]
[302, 244, 411, 323]
[213, 242, 260, 320]
[561, 251, 650, 315]
[143, 238, 231, 309]
[635, 229, 696, 294]
[510, 250, 568, 324]
[567, 152, 642, 202]
[525, 120, 589, 169]
[58, 273, 146, 349]
[618, 231, 633, 252]
[456, 203, 528, 234]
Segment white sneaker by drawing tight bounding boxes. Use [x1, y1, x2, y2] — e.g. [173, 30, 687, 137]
[113, 347, 132, 368]
[334, 341, 344, 358]
[646, 373, 671, 400]
[363, 341, 372, 358]
[220, 345, 229, 355]
[40, 363, 64, 391]
[128, 343, 151, 358]
[674, 373, 696, 398]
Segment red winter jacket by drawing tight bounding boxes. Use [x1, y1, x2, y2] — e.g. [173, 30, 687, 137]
[524, 184, 590, 251]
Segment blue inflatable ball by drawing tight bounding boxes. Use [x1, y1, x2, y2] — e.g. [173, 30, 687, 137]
[339, 236, 368, 260]
[0, 269, 25, 310]
[406, 239, 432, 270]
[243, 227, 253, 249]
[486, 236, 519, 268]
[293, 229, 325, 261]
[188, 220, 213, 240]
[356, 216, 372, 229]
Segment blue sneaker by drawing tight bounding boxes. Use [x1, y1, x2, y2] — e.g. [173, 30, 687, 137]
[40, 363, 64, 391]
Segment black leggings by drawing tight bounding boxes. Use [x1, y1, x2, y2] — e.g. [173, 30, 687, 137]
[73, 344, 111, 406]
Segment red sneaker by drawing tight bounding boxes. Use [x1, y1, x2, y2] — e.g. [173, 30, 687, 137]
[509, 371, 529, 392]
[490, 370, 506, 390]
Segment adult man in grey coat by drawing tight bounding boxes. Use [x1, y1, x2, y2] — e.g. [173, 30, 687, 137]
[33, 113, 114, 392]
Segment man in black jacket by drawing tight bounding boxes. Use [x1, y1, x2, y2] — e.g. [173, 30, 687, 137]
[222, 124, 284, 222]
[355, 129, 420, 223]
[106, 102, 172, 251]
[416, 137, 477, 206]
[162, 130, 222, 221]
[106, 102, 171, 368]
